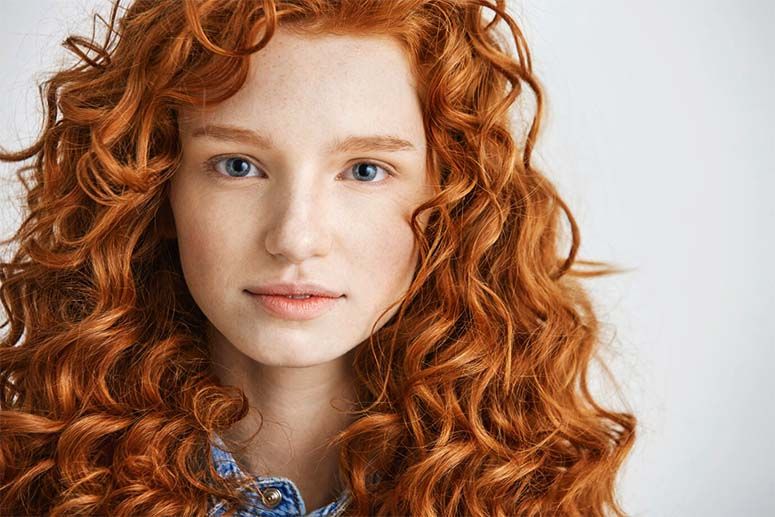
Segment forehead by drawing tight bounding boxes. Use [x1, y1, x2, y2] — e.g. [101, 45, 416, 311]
[179, 28, 425, 146]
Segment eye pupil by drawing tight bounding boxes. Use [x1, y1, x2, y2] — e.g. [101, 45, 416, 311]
[354, 163, 378, 181]
[227, 158, 251, 176]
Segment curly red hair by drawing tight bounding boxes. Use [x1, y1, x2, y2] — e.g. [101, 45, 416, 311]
[0, 0, 636, 515]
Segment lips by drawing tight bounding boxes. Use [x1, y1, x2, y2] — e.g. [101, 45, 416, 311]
[245, 282, 343, 298]
[246, 291, 342, 320]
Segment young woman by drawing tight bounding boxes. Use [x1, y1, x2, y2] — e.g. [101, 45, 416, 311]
[0, 0, 636, 515]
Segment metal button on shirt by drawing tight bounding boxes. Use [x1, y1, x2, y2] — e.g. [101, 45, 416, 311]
[262, 487, 283, 508]
[207, 435, 352, 517]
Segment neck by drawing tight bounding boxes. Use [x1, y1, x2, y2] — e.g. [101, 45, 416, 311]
[207, 325, 358, 511]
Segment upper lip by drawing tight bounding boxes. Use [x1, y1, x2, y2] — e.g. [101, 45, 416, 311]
[245, 282, 344, 298]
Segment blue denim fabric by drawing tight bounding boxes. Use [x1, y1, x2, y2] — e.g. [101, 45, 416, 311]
[207, 436, 352, 517]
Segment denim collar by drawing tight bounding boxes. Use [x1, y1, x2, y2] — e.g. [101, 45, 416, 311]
[207, 436, 352, 517]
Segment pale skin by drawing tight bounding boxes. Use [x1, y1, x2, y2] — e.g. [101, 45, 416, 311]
[168, 27, 433, 510]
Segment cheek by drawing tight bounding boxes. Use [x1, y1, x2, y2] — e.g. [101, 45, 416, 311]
[354, 209, 418, 301]
[169, 182, 236, 297]
[177, 221, 219, 281]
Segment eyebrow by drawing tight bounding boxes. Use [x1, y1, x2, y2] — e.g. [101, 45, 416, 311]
[190, 124, 418, 154]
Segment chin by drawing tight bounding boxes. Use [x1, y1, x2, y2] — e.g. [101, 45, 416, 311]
[241, 341, 351, 368]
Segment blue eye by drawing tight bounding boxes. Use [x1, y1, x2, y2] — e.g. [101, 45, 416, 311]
[348, 162, 391, 183]
[206, 156, 259, 178]
[212, 157, 259, 178]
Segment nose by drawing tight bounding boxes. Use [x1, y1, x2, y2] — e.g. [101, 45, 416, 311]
[263, 180, 333, 264]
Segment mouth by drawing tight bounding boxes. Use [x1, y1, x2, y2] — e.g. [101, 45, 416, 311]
[245, 290, 344, 320]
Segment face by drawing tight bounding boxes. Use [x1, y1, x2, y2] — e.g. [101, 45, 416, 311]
[168, 27, 432, 368]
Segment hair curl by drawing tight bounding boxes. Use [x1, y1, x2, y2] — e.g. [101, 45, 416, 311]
[0, 0, 636, 515]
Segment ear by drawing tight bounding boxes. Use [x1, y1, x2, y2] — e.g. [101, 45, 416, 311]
[155, 197, 177, 241]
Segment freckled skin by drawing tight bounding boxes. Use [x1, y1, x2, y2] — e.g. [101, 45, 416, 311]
[170, 28, 431, 368]
[167, 28, 434, 511]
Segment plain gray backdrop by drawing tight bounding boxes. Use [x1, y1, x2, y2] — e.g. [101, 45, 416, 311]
[1, 1, 773, 515]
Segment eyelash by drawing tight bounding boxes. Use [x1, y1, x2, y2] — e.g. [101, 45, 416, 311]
[202, 155, 396, 184]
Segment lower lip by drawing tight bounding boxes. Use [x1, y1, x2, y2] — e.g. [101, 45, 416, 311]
[246, 292, 343, 320]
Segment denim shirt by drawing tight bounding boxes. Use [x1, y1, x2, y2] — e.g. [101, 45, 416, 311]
[207, 437, 352, 517]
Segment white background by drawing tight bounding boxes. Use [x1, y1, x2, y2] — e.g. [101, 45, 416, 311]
[1, 1, 773, 515]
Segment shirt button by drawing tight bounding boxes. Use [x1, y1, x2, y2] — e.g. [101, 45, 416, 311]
[261, 487, 283, 508]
